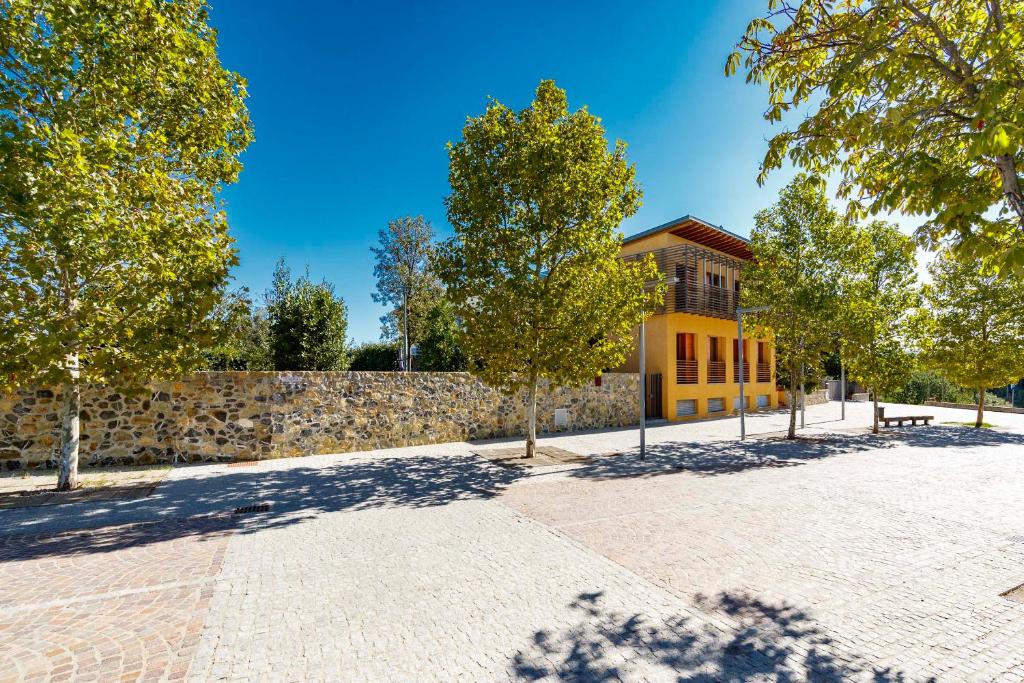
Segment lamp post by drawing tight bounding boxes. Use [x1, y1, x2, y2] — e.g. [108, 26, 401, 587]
[640, 276, 678, 459]
[736, 306, 769, 440]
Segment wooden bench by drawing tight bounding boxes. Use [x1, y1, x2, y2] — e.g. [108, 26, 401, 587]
[881, 415, 933, 427]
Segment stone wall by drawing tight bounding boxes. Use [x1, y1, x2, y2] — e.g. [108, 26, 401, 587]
[778, 389, 829, 408]
[0, 372, 639, 470]
[924, 400, 1024, 415]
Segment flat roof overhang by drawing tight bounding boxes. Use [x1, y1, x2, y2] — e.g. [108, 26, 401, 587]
[623, 215, 753, 261]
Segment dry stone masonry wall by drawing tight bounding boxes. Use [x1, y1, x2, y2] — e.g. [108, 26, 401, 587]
[0, 372, 639, 470]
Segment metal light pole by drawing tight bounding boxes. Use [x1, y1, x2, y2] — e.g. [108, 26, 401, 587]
[840, 357, 846, 421]
[800, 363, 806, 430]
[736, 306, 769, 440]
[640, 276, 678, 459]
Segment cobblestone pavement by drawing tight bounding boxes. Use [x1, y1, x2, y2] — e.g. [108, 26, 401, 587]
[1, 402, 1023, 681]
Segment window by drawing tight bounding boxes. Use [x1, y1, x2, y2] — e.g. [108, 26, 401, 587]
[756, 394, 770, 408]
[707, 336, 725, 383]
[707, 397, 725, 413]
[676, 333, 697, 384]
[676, 399, 697, 417]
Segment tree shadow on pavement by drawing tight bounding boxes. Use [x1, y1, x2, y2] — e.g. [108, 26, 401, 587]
[0, 454, 526, 561]
[566, 425, 1023, 480]
[511, 590, 929, 682]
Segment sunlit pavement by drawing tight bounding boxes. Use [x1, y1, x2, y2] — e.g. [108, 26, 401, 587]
[2, 402, 1023, 681]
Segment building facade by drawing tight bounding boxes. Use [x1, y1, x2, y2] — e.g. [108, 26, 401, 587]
[619, 215, 778, 420]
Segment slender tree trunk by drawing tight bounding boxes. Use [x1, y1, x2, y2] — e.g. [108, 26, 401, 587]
[872, 388, 879, 434]
[976, 386, 986, 428]
[787, 361, 798, 440]
[525, 374, 538, 459]
[995, 154, 1024, 229]
[57, 352, 81, 491]
[402, 291, 410, 371]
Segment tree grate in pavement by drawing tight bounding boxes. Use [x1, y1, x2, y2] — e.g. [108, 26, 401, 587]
[233, 503, 271, 514]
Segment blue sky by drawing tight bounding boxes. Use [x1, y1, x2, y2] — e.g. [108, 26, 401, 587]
[207, 1, 836, 343]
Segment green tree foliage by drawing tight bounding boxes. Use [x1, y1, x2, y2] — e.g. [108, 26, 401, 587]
[438, 80, 661, 457]
[203, 288, 272, 371]
[919, 249, 1024, 426]
[882, 369, 974, 406]
[378, 277, 444, 348]
[266, 260, 349, 371]
[742, 174, 852, 439]
[349, 342, 399, 371]
[840, 221, 920, 433]
[416, 300, 467, 372]
[0, 0, 252, 489]
[728, 1, 1024, 272]
[371, 216, 437, 369]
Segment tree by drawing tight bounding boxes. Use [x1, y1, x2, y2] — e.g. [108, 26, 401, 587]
[438, 80, 661, 458]
[378, 279, 444, 350]
[416, 300, 467, 372]
[919, 249, 1024, 426]
[349, 342, 399, 371]
[0, 0, 252, 490]
[840, 221, 920, 433]
[742, 174, 852, 439]
[202, 288, 272, 371]
[727, 1, 1024, 272]
[371, 216, 437, 370]
[265, 260, 349, 371]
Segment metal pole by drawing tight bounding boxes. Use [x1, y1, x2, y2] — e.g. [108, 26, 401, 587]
[800, 364, 806, 429]
[738, 315, 746, 440]
[840, 357, 846, 421]
[639, 316, 646, 459]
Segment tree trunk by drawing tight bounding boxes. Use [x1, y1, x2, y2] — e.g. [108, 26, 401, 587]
[976, 387, 986, 428]
[57, 355, 81, 491]
[402, 291, 410, 371]
[786, 362, 798, 440]
[995, 154, 1024, 230]
[872, 388, 879, 434]
[525, 375, 538, 459]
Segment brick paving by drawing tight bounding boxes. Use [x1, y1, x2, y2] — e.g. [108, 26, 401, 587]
[0, 518, 235, 683]
[0, 402, 1022, 681]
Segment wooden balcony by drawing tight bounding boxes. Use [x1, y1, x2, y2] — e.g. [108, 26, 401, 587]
[707, 361, 726, 384]
[624, 244, 745, 320]
[676, 359, 697, 384]
[756, 363, 771, 383]
[733, 362, 749, 383]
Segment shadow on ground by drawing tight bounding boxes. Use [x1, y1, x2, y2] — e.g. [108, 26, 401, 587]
[2, 425, 1018, 561]
[0, 454, 524, 561]
[511, 590, 928, 682]
[569, 425, 1023, 480]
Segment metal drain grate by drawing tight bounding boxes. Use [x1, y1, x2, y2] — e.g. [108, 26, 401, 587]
[1009, 535, 1024, 543]
[233, 503, 271, 514]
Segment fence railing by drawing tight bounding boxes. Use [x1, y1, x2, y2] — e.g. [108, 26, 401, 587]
[733, 362, 749, 383]
[756, 363, 771, 383]
[707, 361, 726, 384]
[624, 244, 745, 320]
[676, 359, 698, 384]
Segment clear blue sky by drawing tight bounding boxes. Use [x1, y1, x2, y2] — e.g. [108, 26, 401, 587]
[208, 0, 804, 344]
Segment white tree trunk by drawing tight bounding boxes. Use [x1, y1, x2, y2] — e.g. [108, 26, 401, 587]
[57, 352, 81, 491]
[995, 154, 1024, 229]
[872, 389, 879, 434]
[786, 363, 798, 440]
[402, 291, 410, 371]
[525, 377, 538, 459]
[976, 387, 986, 428]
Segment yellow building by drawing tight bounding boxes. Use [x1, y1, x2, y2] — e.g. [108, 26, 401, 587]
[619, 215, 778, 420]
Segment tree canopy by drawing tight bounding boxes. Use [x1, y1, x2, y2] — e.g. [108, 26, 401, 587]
[266, 260, 349, 371]
[371, 216, 437, 368]
[919, 249, 1024, 425]
[742, 174, 853, 438]
[728, 0, 1024, 272]
[840, 220, 920, 433]
[0, 0, 252, 488]
[438, 80, 661, 457]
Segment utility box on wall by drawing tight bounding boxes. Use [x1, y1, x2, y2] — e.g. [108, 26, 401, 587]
[553, 408, 569, 428]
